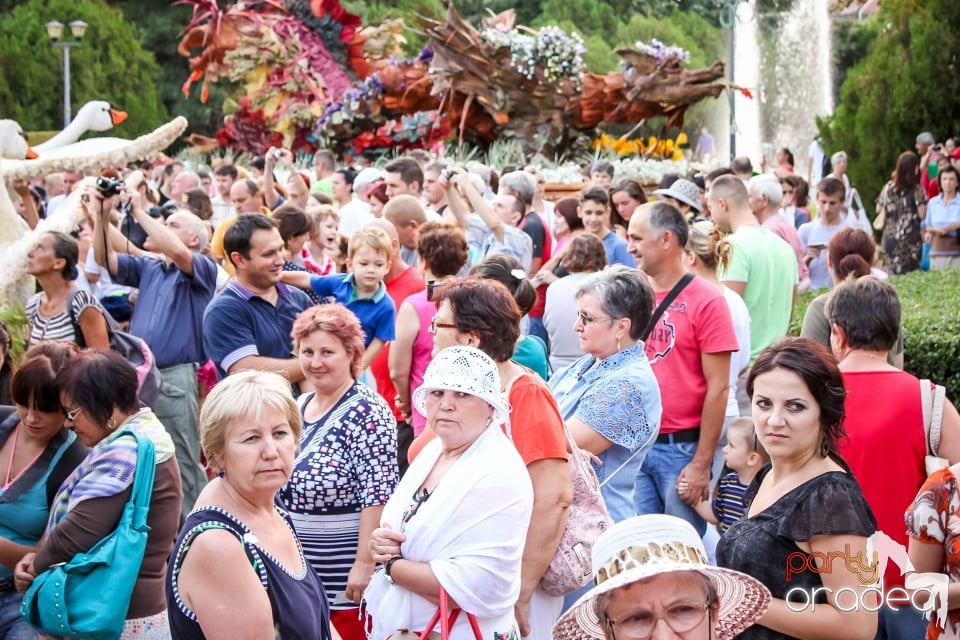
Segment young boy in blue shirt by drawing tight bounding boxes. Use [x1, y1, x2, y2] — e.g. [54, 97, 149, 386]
[282, 226, 396, 370]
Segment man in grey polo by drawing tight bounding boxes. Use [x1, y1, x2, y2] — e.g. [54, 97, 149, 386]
[93, 193, 218, 514]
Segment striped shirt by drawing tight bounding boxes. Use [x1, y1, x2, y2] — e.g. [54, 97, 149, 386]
[25, 289, 100, 346]
[712, 471, 749, 533]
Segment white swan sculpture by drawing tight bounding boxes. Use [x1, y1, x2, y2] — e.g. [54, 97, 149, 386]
[0, 119, 39, 305]
[34, 100, 128, 152]
[0, 115, 189, 306]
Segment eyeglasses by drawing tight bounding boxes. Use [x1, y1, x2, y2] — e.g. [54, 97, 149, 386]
[606, 601, 711, 639]
[576, 310, 613, 327]
[430, 316, 458, 333]
[65, 406, 84, 422]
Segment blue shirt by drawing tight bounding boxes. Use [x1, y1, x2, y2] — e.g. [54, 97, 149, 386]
[203, 281, 312, 378]
[115, 253, 218, 368]
[308, 274, 396, 346]
[549, 344, 661, 523]
[602, 231, 637, 268]
[925, 194, 960, 254]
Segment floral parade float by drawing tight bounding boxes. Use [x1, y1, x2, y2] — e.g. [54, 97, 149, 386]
[177, 1, 735, 162]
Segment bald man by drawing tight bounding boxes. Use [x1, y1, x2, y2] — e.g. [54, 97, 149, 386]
[383, 195, 428, 267]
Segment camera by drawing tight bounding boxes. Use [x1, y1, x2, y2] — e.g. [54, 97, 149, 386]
[272, 149, 283, 160]
[445, 169, 457, 180]
[96, 176, 124, 198]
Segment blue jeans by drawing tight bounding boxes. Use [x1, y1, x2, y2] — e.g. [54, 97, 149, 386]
[875, 604, 927, 639]
[635, 441, 707, 536]
[0, 591, 39, 639]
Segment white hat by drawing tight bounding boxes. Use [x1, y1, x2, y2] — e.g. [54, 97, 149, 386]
[653, 178, 702, 212]
[553, 515, 770, 640]
[354, 167, 384, 190]
[412, 346, 510, 426]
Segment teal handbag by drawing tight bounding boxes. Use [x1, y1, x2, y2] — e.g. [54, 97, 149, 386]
[21, 430, 156, 640]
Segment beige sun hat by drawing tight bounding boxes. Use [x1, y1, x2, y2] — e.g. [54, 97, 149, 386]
[412, 346, 510, 426]
[552, 515, 770, 640]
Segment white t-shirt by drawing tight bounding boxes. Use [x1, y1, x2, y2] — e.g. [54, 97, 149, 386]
[84, 251, 131, 298]
[808, 140, 826, 184]
[338, 200, 373, 237]
[721, 286, 751, 418]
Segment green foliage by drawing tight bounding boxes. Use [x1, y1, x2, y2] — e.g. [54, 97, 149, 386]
[633, 0, 725, 28]
[0, 304, 28, 365]
[0, 0, 167, 136]
[831, 18, 878, 101]
[616, 10, 724, 69]
[819, 0, 960, 207]
[110, 1, 227, 138]
[533, 0, 619, 37]
[789, 268, 960, 400]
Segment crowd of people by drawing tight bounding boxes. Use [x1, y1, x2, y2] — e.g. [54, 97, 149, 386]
[0, 131, 959, 640]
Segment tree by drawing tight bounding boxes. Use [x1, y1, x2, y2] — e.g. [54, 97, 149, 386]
[0, 0, 167, 135]
[820, 0, 960, 205]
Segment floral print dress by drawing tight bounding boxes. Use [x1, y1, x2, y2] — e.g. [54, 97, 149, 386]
[879, 181, 927, 275]
[906, 465, 960, 639]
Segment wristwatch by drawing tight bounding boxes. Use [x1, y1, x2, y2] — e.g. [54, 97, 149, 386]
[384, 555, 402, 585]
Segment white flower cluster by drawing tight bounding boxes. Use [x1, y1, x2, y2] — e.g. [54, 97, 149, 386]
[633, 39, 691, 64]
[480, 25, 586, 84]
[538, 158, 708, 186]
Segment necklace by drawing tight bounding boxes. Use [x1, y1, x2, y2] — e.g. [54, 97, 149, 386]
[3, 424, 44, 491]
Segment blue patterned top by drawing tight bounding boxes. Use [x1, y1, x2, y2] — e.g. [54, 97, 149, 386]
[549, 344, 662, 523]
[278, 381, 398, 610]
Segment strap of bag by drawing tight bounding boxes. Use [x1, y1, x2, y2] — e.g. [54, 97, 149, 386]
[599, 442, 648, 489]
[643, 274, 694, 340]
[921, 379, 939, 456]
[67, 289, 120, 348]
[46, 437, 88, 506]
[116, 430, 157, 526]
[416, 589, 482, 640]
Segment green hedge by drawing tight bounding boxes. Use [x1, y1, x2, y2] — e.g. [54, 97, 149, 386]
[789, 268, 960, 400]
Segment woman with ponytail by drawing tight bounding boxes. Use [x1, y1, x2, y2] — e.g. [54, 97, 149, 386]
[800, 227, 903, 369]
[24, 231, 109, 349]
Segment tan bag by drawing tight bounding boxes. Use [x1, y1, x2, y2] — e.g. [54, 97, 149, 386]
[921, 379, 948, 474]
[874, 185, 887, 231]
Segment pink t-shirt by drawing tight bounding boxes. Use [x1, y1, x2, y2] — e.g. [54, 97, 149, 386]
[763, 214, 810, 280]
[644, 276, 739, 434]
[406, 290, 437, 435]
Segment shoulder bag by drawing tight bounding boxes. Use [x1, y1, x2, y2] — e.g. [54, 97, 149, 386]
[643, 274, 695, 340]
[67, 290, 162, 409]
[921, 379, 949, 475]
[21, 430, 157, 640]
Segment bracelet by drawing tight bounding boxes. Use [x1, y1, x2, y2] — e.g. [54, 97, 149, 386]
[384, 555, 402, 586]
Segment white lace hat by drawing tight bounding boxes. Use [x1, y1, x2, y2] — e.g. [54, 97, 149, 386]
[412, 346, 510, 425]
[553, 515, 770, 640]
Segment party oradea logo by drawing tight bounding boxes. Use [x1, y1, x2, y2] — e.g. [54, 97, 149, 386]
[783, 531, 948, 626]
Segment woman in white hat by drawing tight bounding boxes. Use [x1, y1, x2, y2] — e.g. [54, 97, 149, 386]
[553, 514, 770, 640]
[366, 346, 534, 640]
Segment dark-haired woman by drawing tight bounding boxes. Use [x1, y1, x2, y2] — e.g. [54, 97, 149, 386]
[609, 179, 647, 238]
[24, 231, 109, 349]
[780, 175, 811, 228]
[551, 197, 584, 255]
[470, 255, 548, 380]
[716, 338, 878, 640]
[878, 151, 928, 275]
[800, 227, 903, 369]
[829, 278, 960, 639]
[275, 204, 325, 304]
[14, 349, 182, 638]
[0, 343, 86, 640]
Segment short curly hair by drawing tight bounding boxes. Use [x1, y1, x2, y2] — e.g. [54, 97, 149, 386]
[563, 234, 607, 273]
[291, 304, 366, 379]
[417, 222, 468, 277]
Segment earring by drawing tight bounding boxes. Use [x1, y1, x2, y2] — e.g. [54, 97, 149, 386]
[107, 418, 117, 430]
[820, 436, 830, 458]
[616, 336, 622, 352]
[218, 470, 226, 479]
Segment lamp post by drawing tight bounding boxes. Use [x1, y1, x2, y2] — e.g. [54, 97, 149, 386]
[719, 0, 751, 161]
[46, 19, 88, 129]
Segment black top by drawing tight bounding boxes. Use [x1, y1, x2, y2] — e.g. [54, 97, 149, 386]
[166, 505, 333, 640]
[716, 466, 876, 640]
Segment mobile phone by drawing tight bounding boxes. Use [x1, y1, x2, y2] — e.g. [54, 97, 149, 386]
[808, 244, 826, 250]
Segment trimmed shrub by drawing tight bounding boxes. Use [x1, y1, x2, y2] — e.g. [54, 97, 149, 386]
[789, 268, 960, 400]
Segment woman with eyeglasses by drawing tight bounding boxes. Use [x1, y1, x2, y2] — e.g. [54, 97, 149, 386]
[716, 338, 879, 640]
[367, 347, 533, 640]
[553, 515, 770, 640]
[407, 279, 571, 639]
[549, 265, 662, 525]
[15, 349, 181, 637]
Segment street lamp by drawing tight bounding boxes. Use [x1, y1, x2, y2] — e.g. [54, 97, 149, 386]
[46, 19, 88, 128]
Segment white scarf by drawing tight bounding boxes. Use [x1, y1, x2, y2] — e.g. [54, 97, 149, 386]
[365, 426, 533, 640]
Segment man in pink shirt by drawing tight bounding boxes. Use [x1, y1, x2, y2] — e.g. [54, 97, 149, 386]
[748, 174, 810, 291]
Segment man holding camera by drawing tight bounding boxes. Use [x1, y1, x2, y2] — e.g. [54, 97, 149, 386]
[91, 181, 218, 514]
